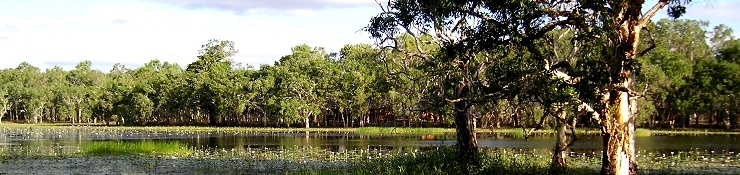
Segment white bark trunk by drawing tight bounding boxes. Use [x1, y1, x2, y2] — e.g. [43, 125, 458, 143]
[552, 108, 568, 170]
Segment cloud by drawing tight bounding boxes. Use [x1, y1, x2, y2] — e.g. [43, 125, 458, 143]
[149, 0, 378, 12]
[1, 24, 20, 32]
[113, 18, 130, 25]
[0, 0, 380, 70]
[684, 1, 740, 22]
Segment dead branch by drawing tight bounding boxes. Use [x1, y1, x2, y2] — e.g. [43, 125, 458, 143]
[636, 27, 656, 58]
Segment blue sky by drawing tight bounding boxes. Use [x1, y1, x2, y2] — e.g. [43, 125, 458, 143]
[1, 0, 738, 71]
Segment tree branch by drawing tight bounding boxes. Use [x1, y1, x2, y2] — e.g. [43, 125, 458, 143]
[578, 101, 601, 125]
[636, 27, 656, 58]
[638, 0, 669, 28]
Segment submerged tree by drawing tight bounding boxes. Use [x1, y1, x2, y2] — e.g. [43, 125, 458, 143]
[367, 0, 692, 174]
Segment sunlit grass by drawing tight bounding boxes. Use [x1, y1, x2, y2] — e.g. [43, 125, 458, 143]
[636, 128, 653, 136]
[356, 127, 453, 135]
[351, 148, 594, 175]
[80, 141, 191, 156]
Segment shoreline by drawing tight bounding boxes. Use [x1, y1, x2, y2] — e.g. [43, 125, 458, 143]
[2, 123, 739, 136]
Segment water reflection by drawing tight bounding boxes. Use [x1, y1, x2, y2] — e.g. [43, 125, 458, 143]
[1, 127, 738, 154]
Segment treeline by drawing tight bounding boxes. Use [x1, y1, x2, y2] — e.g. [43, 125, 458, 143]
[0, 40, 437, 127]
[636, 19, 739, 129]
[0, 19, 737, 129]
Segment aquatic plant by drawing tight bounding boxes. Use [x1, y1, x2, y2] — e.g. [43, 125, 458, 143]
[355, 127, 454, 135]
[80, 141, 191, 156]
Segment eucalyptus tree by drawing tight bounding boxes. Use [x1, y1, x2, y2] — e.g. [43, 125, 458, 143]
[368, 3, 528, 167]
[186, 39, 238, 125]
[338, 44, 380, 127]
[0, 68, 22, 121]
[12, 62, 46, 123]
[367, 0, 692, 174]
[0, 86, 8, 124]
[636, 19, 713, 128]
[213, 66, 252, 125]
[44, 66, 72, 123]
[692, 39, 740, 129]
[150, 61, 183, 124]
[127, 60, 173, 124]
[710, 24, 735, 53]
[105, 63, 133, 125]
[370, 34, 443, 128]
[249, 64, 277, 126]
[271, 44, 327, 128]
[65, 61, 105, 123]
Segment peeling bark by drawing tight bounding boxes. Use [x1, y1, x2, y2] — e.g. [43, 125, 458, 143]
[601, 90, 636, 175]
[552, 109, 568, 171]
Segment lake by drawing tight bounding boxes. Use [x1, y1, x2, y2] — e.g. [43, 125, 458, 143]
[2, 127, 738, 155]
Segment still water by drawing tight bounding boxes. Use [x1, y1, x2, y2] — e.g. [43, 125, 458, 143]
[2, 127, 737, 154]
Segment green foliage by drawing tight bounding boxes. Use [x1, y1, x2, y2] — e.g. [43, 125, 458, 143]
[635, 19, 739, 128]
[80, 141, 191, 156]
[353, 148, 588, 175]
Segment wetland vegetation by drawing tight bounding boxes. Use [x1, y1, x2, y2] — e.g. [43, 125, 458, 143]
[1, 0, 739, 174]
[79, 141, 191, 156]
[1, 124, 739, 174]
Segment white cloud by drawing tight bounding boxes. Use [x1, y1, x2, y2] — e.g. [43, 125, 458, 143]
[149, 0, 378, 12]
[0, 0, 380, 71]
[13, 0, 739, 72]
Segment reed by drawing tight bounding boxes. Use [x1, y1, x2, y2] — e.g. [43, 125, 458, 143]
[80, 141, 191, 156]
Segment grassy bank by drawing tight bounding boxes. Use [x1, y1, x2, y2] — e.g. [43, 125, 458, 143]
[302, 148, 733, 175]
[355, 127, 454, 135]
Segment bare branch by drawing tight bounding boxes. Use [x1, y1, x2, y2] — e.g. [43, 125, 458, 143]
[636, 27, 656, 58]
[638, 0, 669, 28]
[578, 101, 601, 125]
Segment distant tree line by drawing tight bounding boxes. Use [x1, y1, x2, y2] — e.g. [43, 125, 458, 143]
[0, 19, 737, 130]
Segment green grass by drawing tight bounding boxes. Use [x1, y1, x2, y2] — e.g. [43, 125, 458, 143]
[355, 127, 454, 135]
[80, 141, 192, 156]
[636, 128, 653, 136]
[649, 129, 740, 135]
[342, 148, 730, 175]
[349, 148, 596, 175]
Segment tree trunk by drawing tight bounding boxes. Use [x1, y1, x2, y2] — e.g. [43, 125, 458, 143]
[263, 111, 268, 127]
[0, 103, 6, 124]
[305, 117, 310, 128]
[552, 109, 568, 172]
[305, 111, 311, 129]
[597, 0, 673, 173]
[76, 104, 82, 124]
[342, 111, 347, 128]
[692, 113, 697, 127]
[209, 114, 217, 126]
[454, 101, 478, 168]
[600, 90, 637, 175]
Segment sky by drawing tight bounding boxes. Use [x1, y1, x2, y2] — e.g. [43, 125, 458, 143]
[1, 0, 739, 71]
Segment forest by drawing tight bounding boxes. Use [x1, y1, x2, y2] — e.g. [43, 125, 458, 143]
[0, 18, 736, 131]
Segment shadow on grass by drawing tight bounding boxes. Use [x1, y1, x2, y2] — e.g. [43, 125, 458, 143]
[291, 148, 719, 175]
[289, 147, 597, 175]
